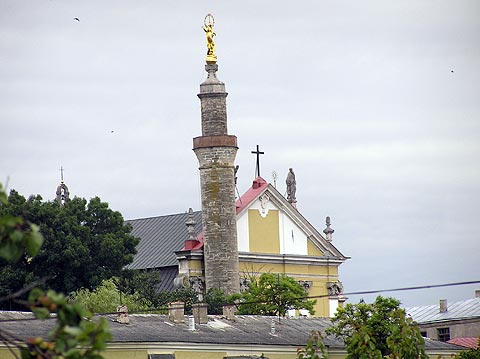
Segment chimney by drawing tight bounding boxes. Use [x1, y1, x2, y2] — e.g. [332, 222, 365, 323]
[188, 316, 195, 331]
[192, 303, 208, 324]
[116, 305, 129, 324]
[475, 290, 480, 298]
[168, 301, 185, 323]
[439, 299, 448, 313]
[270, 318, 276, 335]
[223, 304, 237, 320]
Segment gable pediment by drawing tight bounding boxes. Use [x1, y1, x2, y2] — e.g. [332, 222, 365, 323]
[236, 181, 346, 261]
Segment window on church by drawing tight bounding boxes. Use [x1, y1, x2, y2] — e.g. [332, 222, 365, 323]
[420, 331, 427, 338]
[437, 327, 450, 342]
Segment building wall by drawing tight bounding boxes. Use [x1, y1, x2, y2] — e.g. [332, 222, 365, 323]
[0, 346, 463, 359]
[248, 209, 280, 254]
[419, 318, 480, 340]
[233, 191, 343, 317]
[239, 260, 340, 317]
[238, 198, 312, 256]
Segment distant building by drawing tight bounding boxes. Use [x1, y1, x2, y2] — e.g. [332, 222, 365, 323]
[0, 308, 466, 359]
[127, 176, 348, 317]
[406, 291, 480, 343]
[55, 166, 69, 205]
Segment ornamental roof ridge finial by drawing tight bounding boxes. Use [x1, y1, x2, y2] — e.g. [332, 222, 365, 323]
[323, 216, 334, 242]
[185, 208, 197, 241]
[202, 13, 217, 65]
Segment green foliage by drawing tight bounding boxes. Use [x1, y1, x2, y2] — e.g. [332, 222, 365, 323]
[0, 184, 111, 359]
[118, 269, 164, 307]
[0, 190, 139, 309]
[205, 287, 227, 315]
[229, 273, 316, 316]
[456, 338, 480, 359]
[0, 184, 43, 263]
[21, 288, 111, 359]
[117, 269, 200, 313]
[69, 278, 152, 313]
[170, 287, 200, 314]
[326, 296, 428, 359]
[297, 331, 329, 359]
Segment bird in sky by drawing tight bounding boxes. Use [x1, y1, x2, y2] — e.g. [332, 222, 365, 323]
[74, 17, 80, 22]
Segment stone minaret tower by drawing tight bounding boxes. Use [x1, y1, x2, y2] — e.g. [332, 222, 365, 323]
[193, 15, 240, 294]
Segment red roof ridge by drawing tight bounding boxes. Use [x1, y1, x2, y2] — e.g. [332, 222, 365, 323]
[182, 176, 268, 251]
[182, 232, 204, 251]
[182, 177, 270, 251]
[236, 176, 269, 214]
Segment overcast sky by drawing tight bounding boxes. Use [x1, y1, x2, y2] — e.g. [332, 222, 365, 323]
[2, 0, 479, 307]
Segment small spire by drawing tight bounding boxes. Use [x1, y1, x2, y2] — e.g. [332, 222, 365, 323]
[185, 208, 196, 241]
[323, 216, 334, 241]
[272, 171, 278, 188]
[182, 208, 202, 250]
[55, 166, 69, 205]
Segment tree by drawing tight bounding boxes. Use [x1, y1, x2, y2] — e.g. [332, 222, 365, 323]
[117, 269, 200, 313]
[118, 269, 164, 307]
[205, 288, 227, 315]
[326, 296, 428, 359]
[0, 183, 111, 359]
[69, 278, 152, 313]
[297, 331, 329, 359]
[0, 190, 139, 309]
[229, 273, 316, 316]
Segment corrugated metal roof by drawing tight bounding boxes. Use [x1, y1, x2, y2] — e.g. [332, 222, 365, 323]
[125, 178, 347, 272]
[406, 298, 480, 324]
[125, 211, 202, 270]
[0, 312, 464, 351]
[447, 338, 479, 349]
[156, 266, 178, 292]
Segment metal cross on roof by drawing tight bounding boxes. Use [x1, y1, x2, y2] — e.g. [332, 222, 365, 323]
[59, 166, 65, 182]
[251, 145, 264, 178]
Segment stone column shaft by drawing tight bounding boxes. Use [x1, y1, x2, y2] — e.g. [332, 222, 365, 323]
[193, 63, 240, 295]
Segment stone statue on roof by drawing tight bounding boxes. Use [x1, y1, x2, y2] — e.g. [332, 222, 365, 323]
[286, 168, 296, 204]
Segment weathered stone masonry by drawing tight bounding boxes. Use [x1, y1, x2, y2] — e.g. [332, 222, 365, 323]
[193, 63, 240, 294]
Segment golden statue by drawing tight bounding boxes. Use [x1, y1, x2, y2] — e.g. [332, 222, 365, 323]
[203, 14, 217, 64]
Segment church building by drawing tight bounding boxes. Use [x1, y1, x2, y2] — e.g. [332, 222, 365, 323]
[126, 15, 348, 317]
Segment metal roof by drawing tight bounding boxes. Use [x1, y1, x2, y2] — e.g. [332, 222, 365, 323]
[447, 338, 479, 349]
[0, 312, 464, 351]
[125, 211, 202, 270]
[126, 179, 348, 272]
[156, 266, 178, 292]
[406, 298, 480, 324]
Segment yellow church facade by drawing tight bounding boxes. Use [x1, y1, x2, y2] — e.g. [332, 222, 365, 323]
[176, 176, 348, 317]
